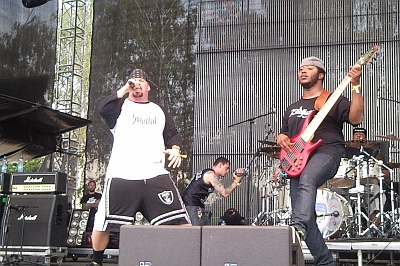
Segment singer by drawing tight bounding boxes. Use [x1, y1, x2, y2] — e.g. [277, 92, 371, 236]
[86, 69, 191, 266]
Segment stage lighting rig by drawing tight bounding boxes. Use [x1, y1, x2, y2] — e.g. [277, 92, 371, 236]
[22, 0, 51, 8]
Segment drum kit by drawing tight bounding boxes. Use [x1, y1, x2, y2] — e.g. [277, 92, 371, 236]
[252, 135, 400, 240]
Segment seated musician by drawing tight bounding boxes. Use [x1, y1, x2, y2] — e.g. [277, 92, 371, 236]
[81, 180, 102, 210]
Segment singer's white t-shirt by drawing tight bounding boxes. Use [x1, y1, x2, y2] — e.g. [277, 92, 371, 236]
[105, 100, 168, 180]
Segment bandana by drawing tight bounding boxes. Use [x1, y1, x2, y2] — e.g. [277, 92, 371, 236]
[129, 69, 148, 81]
[353, 127, 367, 137]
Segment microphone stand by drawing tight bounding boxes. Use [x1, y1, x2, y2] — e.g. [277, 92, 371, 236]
[0, 204, 42, 266]
[0, 203, 12, 266]
[228, 111, 275, 224]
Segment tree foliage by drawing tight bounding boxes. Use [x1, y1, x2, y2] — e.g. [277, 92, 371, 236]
[86, 0, 197, 190]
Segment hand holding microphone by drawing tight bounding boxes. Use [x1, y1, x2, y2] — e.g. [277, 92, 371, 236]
[233, 168, 247, 186]
[128, 80, 141, 89]
[117, 79, 140, 98]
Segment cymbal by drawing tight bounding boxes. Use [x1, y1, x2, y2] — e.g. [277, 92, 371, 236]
[375, 134, 400, 142]
[386, 162, 400, 169]
[345, 140, 380, 149]
[259, 146, 280, 158]
[258, 140, 277, 146]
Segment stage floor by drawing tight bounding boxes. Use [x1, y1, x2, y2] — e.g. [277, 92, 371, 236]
[1, 239, 400, 265]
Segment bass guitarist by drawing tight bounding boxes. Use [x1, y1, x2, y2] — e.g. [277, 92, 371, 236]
[277, 56, 363, 265]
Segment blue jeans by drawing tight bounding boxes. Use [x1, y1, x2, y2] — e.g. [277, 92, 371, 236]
[290, 153, 339, 266]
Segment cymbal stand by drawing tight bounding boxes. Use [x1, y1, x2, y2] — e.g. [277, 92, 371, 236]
[270, 167, 286, 226]
[252, 164, 269, 226]
[360, 147, 392, 237]
[352, 154, 372, 237]
[252, 155, 280, 226]
[374, 159, 398, 237]
[387, 143, 400, 230]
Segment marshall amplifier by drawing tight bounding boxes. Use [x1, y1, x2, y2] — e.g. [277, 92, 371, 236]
[0, 173, 11, 194]
[1, 194, 69, 246]
[10, 172, 67, 194]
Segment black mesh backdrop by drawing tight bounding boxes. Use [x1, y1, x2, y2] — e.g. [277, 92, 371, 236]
[0, 1, 58, 105]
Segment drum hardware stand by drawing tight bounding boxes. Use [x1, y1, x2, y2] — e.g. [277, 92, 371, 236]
[252, 157, 285, 226]
[269, 170, 290, 226]
[352, 154, 368, 237]
[361, 148, 397, 237]
[352, 153, 378, 237]
[387, 143, 400, 234]
[228, 112, 275, 224]
[252, 165, 270, 226]
[378, 137, 400, 237]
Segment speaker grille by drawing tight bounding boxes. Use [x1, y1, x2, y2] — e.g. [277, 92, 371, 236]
[1, 194, 68, 246]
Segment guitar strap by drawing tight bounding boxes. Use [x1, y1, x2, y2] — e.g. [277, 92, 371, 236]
[314, 90, 331, 111]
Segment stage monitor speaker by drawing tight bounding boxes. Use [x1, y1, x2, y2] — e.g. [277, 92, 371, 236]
[66, 209, 91, 247]
[1, 194, 69, 247]
[119, 225, 201, 266]
[201, 226, 304, 266]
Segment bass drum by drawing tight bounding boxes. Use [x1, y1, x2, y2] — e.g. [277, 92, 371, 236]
[315, 188, 353, 239]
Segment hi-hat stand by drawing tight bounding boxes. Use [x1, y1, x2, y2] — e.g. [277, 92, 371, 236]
[251, 157, 288, 226]
[352, 147, 396, 238]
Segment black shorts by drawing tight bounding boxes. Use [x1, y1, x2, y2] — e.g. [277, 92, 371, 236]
[93, 175, 190, 231]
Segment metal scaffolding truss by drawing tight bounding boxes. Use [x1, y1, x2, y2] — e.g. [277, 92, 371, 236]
[52, 0, 90, 204]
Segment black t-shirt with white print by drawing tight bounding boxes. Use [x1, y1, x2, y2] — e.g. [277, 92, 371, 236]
[280, 94, 353, 162]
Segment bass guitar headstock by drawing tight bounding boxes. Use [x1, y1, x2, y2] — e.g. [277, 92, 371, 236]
[356, 45, 379, 67]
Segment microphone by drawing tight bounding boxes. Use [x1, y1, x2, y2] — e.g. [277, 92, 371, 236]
[317, 211, 340, 217]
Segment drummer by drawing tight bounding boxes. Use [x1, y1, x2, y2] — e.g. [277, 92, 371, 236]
[345, 127, 390, 224]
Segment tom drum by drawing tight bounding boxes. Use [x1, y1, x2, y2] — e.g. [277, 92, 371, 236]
[329, 158, 355, 188]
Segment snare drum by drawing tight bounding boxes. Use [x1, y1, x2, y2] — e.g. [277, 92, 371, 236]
[329, 158, 355, 188]
[315, 188, 353, 239]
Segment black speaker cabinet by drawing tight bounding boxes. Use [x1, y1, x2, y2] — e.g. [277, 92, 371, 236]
[119, 225, 201, 266]
[1, 194, 69, 247]
[201, 226, 304, 266]
[0, 173, 11, 194]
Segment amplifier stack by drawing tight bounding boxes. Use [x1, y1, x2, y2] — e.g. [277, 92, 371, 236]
[0, 172, 69, 250]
